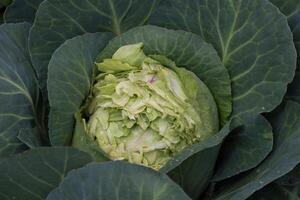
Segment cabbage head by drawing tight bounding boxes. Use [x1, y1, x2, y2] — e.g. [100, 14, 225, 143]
[82, 43, 218, 169]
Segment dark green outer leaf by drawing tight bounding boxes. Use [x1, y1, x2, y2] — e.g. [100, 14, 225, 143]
[213, 114, 273, 181]
[0, 0, 11, 21]
[269, 0, 300, 17]
[276, 164, 300, 186]
[17, 128, 42, 148]
[286, 10, 300, 104]
[0, 147, 92, 200]
[289, 9, 300, 30]
[165, 115, 272, 198]
[46, 161, 191, 200]
[97, 25, 232, 126]
[0, 22, 39, 157]
[4, 0, 43, 23]
[213, 101, 300, 200]
[150, 0, 297, 119]
[249, 182, 300, 200]
[29, 0, 160, 93]
[287, 71, 300, 104]
[48, 32, 114, 145]
[0, 0, 11, 7]
[168, 146, 221, 199]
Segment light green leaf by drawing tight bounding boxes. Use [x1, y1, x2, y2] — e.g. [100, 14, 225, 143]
[152, 54, 219, 135]
[213, 115, 273, 181]
[0, 23, 40, 158]
[46, 161, 191, 200]
[4, 0, 43, 23]
[150, 0, 296, 119]
[97, 25, 232, 126]
[213, 101, 300, 200]
[48, 32, 114, 145]
[0, 147, 92, 200]
[29, 0, 160, 93]
[111, 42, 146, 66]
[173, 61, 219, 136]
[72, 113, 110, 162]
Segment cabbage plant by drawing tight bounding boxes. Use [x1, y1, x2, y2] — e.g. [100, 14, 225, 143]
[0, 0, 300, 199]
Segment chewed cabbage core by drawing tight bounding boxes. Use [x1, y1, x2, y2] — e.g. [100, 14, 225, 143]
[84, 43, 216, 169]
